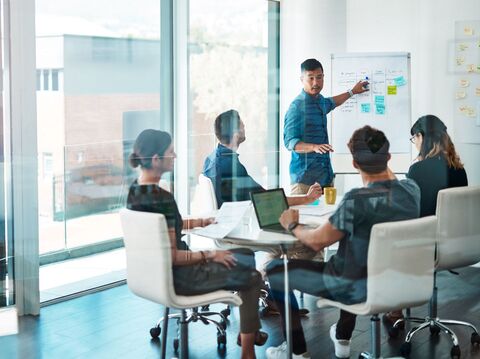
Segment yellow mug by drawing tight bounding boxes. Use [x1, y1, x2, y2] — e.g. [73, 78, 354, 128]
[324, 187, 337, 205]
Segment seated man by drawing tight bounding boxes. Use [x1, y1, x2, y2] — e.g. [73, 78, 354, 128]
[265, 126, 421, 359]
[203, 109, 322, 207]
[203, 109, 323, 315]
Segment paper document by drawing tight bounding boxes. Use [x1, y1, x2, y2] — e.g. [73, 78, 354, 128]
[295, 205, 335, 217]
[195, 201, 251, 239]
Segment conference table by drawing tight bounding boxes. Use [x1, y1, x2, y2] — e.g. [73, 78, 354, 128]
[192, 199, 340, 359]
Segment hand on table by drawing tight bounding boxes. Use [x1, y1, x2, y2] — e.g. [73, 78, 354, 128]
[279, 209, 299, 231]
[305, 182, 322, 202]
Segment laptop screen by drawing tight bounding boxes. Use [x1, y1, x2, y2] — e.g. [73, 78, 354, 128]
[251, 189, 289, 227]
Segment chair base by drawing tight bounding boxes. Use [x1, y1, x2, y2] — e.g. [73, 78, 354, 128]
[152, 307, 229, 359]
[393, 316, 480, 358]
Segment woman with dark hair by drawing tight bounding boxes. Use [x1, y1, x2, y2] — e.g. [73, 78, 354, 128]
[127, 129, 267, 359]
[407, 114, 468, 217]
[383, 114, 468, 329]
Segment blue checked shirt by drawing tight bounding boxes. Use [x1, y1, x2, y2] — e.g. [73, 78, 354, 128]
[284, 90, 336, 186]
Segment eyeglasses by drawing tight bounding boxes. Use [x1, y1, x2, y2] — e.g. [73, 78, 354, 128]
[409, 135, 416, 144]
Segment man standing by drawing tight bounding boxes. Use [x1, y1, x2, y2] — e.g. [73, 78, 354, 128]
[284, 58, 369, 194]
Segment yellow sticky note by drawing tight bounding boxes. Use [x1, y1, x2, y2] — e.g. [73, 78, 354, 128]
[464, 27, 474, 36]
[456, 91, 467, 100]
[456, 57, 465, 66]
[459, 79, 470, 87]
[458, 43, 469, 51]
[475, 87, 480, 96]
[387, 85, 397, 95]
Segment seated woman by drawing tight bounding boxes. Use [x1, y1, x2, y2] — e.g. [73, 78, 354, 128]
[126, 129, 267, 359]
[383, 114, 468, 328]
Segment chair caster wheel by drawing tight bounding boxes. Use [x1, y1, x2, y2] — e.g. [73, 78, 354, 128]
[471, 332, 480, 345]
[388, 325, 400, 338]
[217, 332, 227, 347]
[220, 319, 227, 330]
[429, 324, 441, 336]
[150, 326, 161, 338]
[221, 308, 230, 318]
[400, 342, 411, 358]
[173, 338, 179, 352]
[450, 344, 461, 358]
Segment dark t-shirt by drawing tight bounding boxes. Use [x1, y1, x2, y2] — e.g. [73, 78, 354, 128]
[126, 180, 188, 250]
[407, 156, 468, 217]
[203, 144, 264, 206]
[324, 179, 420, 304]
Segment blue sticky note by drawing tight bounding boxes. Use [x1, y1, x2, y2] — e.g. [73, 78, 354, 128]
[394, 76, 406, 87]
[375, 95, 385, 105]
[308, 199, 320, 206]
[361, 103, 371, 113]
[376, 104, 385, 115]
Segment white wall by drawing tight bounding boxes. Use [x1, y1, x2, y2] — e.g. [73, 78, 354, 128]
[280, 0, 347, 191]
[280, 0, 480, 187]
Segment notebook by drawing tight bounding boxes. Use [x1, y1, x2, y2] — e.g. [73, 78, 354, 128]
[250, 189, 290, 234]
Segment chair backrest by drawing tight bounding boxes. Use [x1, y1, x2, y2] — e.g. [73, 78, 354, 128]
[190, 174, 218, 216]
[366, 216, 437, 313]
[120, 208, 176, 306]
[435, 186, 480, 271]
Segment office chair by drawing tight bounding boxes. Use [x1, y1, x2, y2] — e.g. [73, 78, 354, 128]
[120, 209, 242, 359]
[391, 186, 480, 358]
[190, 174, 218, 216]
[317, 216, 437, 359]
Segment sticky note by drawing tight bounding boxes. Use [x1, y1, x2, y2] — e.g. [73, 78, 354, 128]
[458, 43, 469, 51]
[466, 64, 475, 73]
[375, 104, 385, 115]
[361, 103, 371, 113]
[459, 79, 470, 87]
[375, 95, 385, 105]
[394, 76, 406, 87]
[456, 57, 465, 66]
[387, 86, 397, 95]
[464, 27, 474, 36]
[456, 91, 467, 100]
[475, 87, 480, 96]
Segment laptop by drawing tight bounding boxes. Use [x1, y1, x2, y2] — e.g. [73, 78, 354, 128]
[250, 188, 290, 234]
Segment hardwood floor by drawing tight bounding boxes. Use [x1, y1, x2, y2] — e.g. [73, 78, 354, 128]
[1, 266, 479, 359]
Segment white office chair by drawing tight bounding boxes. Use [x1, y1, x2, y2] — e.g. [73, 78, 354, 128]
[120, 208, 242, 359]
[394, 186, 480, 358]
[190, 174, 218, 216]
[317, 216, 437, 359]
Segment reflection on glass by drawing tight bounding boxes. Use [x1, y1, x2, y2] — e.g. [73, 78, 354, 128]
[35, 1, 161, 301]
[188, 0, 275, 211]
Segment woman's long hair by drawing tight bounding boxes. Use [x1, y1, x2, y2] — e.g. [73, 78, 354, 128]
[410, 115, 463, 169]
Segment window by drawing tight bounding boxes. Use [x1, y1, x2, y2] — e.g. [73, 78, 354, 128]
[42, 69, 49, 90]
[187, 0, 279, 210]
[51, 70, 59, 91]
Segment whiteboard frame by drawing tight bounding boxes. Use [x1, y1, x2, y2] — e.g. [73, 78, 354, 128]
[329, 52, 412, 174]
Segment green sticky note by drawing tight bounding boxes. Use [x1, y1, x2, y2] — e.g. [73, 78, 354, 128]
[361, 103, 371, 113]
[388, 85, 397, 95]
[376, 104, 385, 115]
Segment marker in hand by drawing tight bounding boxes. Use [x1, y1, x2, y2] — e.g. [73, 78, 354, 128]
[363, 76, 369, 90]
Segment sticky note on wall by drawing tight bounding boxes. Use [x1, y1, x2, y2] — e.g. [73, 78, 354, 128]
[387, 85, 397, 95]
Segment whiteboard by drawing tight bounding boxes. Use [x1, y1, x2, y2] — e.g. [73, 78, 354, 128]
[330, 52, 412, 173]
